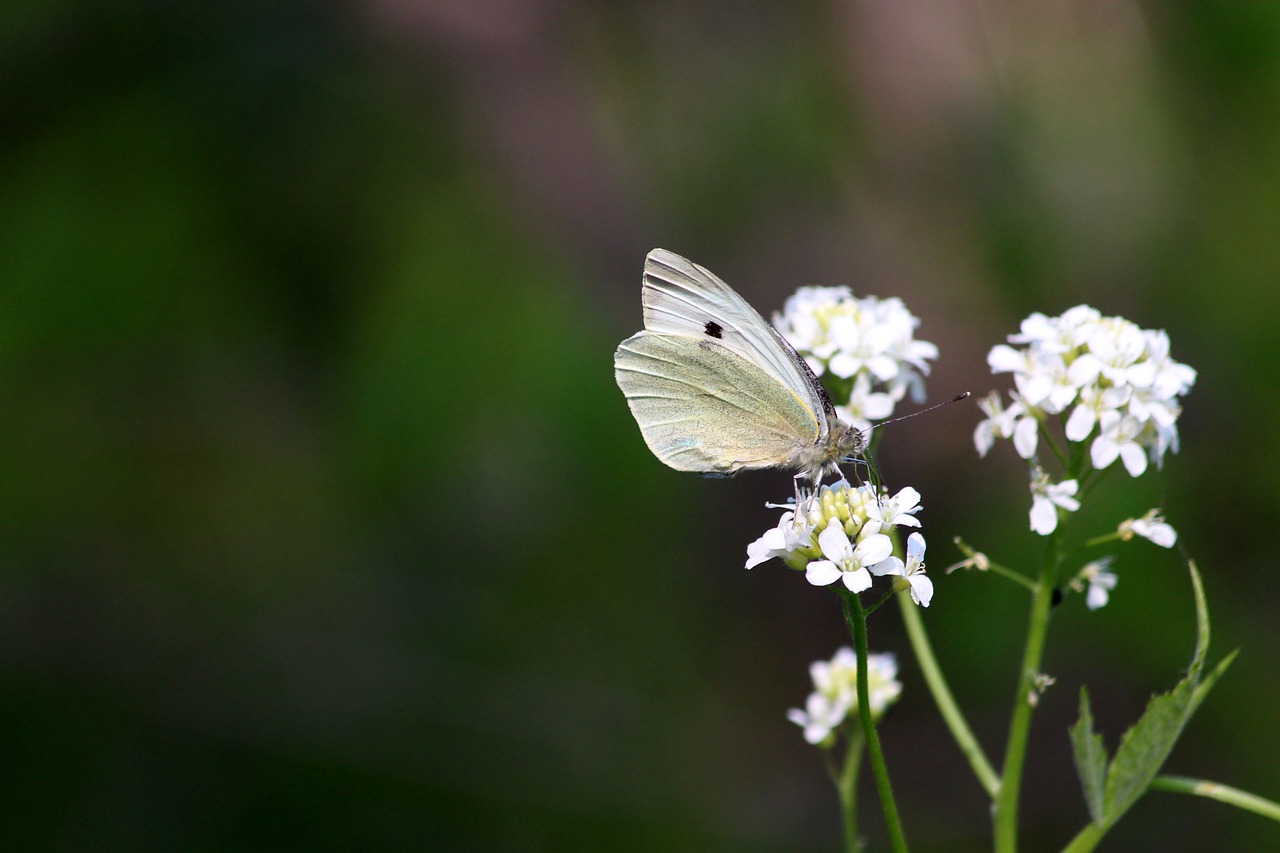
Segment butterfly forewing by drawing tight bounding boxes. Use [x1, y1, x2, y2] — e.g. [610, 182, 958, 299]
[640, 249, 828, 438]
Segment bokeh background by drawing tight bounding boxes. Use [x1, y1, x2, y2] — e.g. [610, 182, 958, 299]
[4, 2, 1279, 850]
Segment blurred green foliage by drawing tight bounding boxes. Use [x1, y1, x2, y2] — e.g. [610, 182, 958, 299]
[2, 2, 1279, 850]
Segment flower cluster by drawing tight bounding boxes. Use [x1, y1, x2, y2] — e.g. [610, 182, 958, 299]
[787, 648, 902, 746]
[773, 287, 938, 432]
[975, 305, 1196, 477]
[746, 482, 933, 607]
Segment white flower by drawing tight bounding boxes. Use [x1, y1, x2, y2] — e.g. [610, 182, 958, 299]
[1008, 305, 1101, 353]
[1071, 557, 1118, 610]
[974, 391, 1039, 459]
[835, 373, 896, 434]
[787, 688, 852, 746]
[806, 520, 893, 592]
[863, 486, 922, 535]
[745, 511, 816, 569]
[774, 286, 937, 420]
[1065, 384, 1130, 443]
[1120, 510, 1178, 548]
[1086, 569, 1117, 610]
[869, 532, 934, 606]
[787, 648, 902, 745]
[977, 306, 1194, 475]
[1029, 471, 1079, 536]
[1091, 410, 1149, 476]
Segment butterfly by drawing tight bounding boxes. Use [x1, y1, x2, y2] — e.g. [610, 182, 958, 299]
[614, 249, 864, 501]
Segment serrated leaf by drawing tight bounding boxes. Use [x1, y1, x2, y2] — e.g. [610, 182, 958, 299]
[1102, 676, 1196, 822]
[1070, 687, 1108, 825]
[1097, 559, 1225, 828]
[1190, 649, 1237, 714]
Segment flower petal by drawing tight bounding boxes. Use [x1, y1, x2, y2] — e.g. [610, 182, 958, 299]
[817, 521, 853, 562]
[853, 533, 893, 567]
[909, 574, 934, 607]
[1013, 416, 1039, 459]
[842, 568, 873, 593]
[805, 560, 842, 587]
[869, 556, 903, 577]
[905, 532, 926, 561]
[1030, 495, 1058, 535]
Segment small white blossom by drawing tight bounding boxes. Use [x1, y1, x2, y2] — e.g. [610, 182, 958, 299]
[745, 511, 817, 570]
[774, 286, 938, 418]
[806, 520, 892, 592]
[974, 391, 1039, 459]
[869, 532, 934, 607]
[787, 648, 902, 745]
[864, 486, 922, 535]
[834, 373, 896, 434]
[1120, 510, 1178, 548]
[1071, 557, 1118, 610]
[1091, 410, 1149, 477]
[976, 306, 1194, 476]
[1029, 471, 1079, 536]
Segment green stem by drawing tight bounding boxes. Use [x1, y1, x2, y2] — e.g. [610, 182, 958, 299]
[950, 537, 1036, 591]
[993, 529, 1062, 853]
[1039, 418, 1069, 469]
[842, 592, 909, 853]
[838, 735, 866, 853]
[1082, 531, 1122, 549]
[983, 560, 1039, 592]
[1060, 821, 1105, 853]
[1151, 775, 1280, 822]
[897, 593, 1001, 798]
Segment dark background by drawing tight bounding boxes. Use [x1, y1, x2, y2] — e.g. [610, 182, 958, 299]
[3, 2, 1278, 850]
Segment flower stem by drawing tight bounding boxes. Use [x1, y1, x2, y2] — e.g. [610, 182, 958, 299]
[1150, 775, 1280, 822]
[1060, 821, 1105, 853]
[837, 735, 866, 853]
[993, 529, 1062, 852]
[842, 592, 909, 853]
[983, 560, 1038, 592]
[1082, 531, 1122, 549]
[897, 592, 1001, 798]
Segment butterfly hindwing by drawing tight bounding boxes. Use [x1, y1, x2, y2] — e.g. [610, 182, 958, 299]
[614, 331, 821, 474]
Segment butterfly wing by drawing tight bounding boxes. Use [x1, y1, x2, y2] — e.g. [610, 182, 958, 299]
[640, 248, 833, 438]
[614, 331, 820, 474]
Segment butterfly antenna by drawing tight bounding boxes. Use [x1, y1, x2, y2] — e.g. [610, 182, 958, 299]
[849, 392, 969, 508]
[866, 391, 971, 435]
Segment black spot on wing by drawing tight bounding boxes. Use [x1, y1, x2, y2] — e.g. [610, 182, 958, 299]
[703, 320, 723, 339]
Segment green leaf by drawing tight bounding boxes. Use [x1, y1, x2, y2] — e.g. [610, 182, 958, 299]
[1102, 675, 1196, 822]
[1070, 687, 1108, 825]
[1096, 559, 1233, 827]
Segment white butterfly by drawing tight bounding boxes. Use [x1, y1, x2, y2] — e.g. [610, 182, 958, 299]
[614, 249, 864, 498]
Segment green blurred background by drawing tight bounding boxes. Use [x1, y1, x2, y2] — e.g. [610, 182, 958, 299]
[3, 2, 1278, 850]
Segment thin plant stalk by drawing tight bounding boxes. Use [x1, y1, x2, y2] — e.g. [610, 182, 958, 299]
[842, 592, 909, 853]
[836, 735, 866, 853]
[897, 592, 1000, 798]
[993, 527, 1062, 852]
[1151, 776, 1280, 822]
